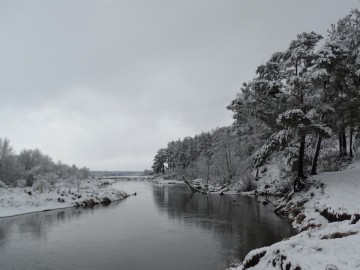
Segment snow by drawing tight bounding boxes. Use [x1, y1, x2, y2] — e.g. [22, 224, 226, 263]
[151, 176, 186, 185]
[0, 179, 128, 218]
[236, 227, 360, 270]
[312, 164, 360, 218]
[230, 161, 360, 270]
[151, 176, 234, 194]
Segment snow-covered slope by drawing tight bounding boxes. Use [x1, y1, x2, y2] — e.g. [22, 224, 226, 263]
[231, 161, 360, 270]
[0, 180, 128, 218]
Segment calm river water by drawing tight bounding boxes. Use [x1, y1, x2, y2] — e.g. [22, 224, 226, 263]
[0, 182, 293, 270]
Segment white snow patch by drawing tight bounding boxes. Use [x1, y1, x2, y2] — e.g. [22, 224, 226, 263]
[230, 161, 360, 270]
[0, 180, 127, 218]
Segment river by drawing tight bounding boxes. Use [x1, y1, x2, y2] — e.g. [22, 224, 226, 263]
[0, 181, 293, 270]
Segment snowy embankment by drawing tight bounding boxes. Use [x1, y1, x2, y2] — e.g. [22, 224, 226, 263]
[0, 180, 128, 218]
[151, 176, 186, 186]
[152, 176, 233, 194]
[152, 176, 256, 195]
[231, 162, 360, 270]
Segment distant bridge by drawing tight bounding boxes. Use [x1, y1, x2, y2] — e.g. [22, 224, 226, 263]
[101, 175, 151, 181]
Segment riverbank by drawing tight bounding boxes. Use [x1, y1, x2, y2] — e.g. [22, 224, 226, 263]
[230, 161, 360, 270]
[0, 179, 128, 218]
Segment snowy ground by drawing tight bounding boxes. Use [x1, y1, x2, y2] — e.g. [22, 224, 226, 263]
[152, 176, 259, 196]
[230, 161, 360, 270]
[151, 176, 237, 195]
[0, 179, 128, 218]
[152, 177, 186, 185]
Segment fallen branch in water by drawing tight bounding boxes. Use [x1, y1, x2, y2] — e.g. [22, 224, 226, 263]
[182, 176, 200, 193]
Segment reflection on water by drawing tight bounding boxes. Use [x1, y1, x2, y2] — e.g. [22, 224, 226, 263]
[0, 182, 293, 270]
[0, 206, 107, 249]
[152, 185, 292, 259]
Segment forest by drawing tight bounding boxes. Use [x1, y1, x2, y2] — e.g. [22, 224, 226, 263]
[152, 9, 360, 193]
[0, 137, 90, 188]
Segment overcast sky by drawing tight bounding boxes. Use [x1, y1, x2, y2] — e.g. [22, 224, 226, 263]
[0, 1, 359, 171]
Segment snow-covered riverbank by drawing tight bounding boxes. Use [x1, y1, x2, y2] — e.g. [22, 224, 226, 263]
[231, 161, 360, 270]
[0, 180, 128, 218]
[152, 178, 186, 185]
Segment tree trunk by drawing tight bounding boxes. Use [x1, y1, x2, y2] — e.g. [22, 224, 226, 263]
[339, 131, 343, 157]
[310, 134, 322, 175]
[350, 127, 353, 158]
[182, 176, 199, 193]
[255, 168, 259, 181]
[225, 152, 231, 183]
[206, 159, 210, 186]
[342, 128, 347, 156]
[294, 133, 307, 192]
[298, 133, 306, 178]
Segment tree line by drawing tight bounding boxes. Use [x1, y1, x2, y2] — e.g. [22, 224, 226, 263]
[0, 138, 90, 188]
[152, 10, 360, 192]
[152, 127, 248, 185]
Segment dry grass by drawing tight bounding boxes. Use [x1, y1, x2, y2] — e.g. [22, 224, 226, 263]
[321, 231, 357, 240]
[243, 251, 266, 269]
[295, 213, 306, 224]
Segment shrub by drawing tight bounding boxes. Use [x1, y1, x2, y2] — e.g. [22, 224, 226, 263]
[66, 176, 82, 188]
[0, 180, 8, 188]
[16, 179, 26, 188]
[239, 172, 256, 192]
[32, 177, 49, 193]
[43, 172, 59, 185]
[320, 231, 357, 240]
[277, 177, 293, 194]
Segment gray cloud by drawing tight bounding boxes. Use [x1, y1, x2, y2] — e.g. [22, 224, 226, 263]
[1, 0, 359, 170]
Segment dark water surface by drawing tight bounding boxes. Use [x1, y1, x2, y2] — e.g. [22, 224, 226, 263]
[0, 182, 293, 270]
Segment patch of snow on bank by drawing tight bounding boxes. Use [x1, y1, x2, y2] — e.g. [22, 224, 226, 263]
[230, 161, 360, 270]
[156, 179, 186, 185]
[151, 176, 186, 186]
[0, 180, 127, 218]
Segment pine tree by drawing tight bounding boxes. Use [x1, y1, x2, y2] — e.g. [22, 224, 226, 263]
[152, 148, 168, 174]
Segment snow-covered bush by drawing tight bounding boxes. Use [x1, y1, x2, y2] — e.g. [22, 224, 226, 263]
[239, 172, 256, 192]
[30, 173, 60, 192]
[254, 130, 289, 168]
[254, 153, 295, 195]
[16, 179, 26, 188]
[65, 176, 82, 188]
[42, 172, 59, 185]
[0, 180, 8, 188]
[23, 166, 42, 187]
[319, 155, 341, 172]
[32, 177, 49, 193]
[312, 137, 350, 173]
[276, 177, 293, 194]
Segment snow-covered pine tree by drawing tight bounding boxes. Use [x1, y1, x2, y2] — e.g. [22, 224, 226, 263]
[252, 32, 324, 190]
[152, 148, 168, 174]
[328, 9, 360, 157]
